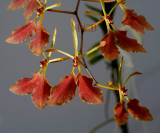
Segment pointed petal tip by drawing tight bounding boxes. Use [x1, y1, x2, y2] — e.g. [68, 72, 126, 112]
[115, 30, 147, 53]
[24, 0, 42, 20]
[77, 73, 103, 104]
[48, 73, 77, 106]
[122, 9, 154, 34]
[7, 0, 30, 10]
[6, 21, 36, 44]
[114, 101, 128, 126]
[31, 96, 46, 110]
[127, 99, 153, 121]
[31, 74, 51, 110]
[9, 74, 40, 95]
[29, 22, 50, 56]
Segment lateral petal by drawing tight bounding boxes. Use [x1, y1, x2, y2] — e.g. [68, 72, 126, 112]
[10, 73, 40, 95]
[122, 9, 154, 34]
[114, 101, 128, 126]
[24, 0, 42, 20]
[6, 21, 36, 44]
[115, 30, 146, 52]
[77, 73, 103, 104]
[127, 99, 153, 121]
[29, 22, 50, 56]
[32, 74, 51, 109]
[7, 0, 30, 10]
[48, 73, 77, 105]
[99, 31, 120, 61]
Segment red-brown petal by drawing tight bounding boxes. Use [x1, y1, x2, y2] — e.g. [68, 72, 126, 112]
[48, 73, 77, 105]
[115, 30, 146, 52]
[99, 31, 120, 61]
[127, 99, 153, 121]
[77, 73, 103, 104]
[24, 0, 42, 20]
[6, 21, 36, 44]
[122, 9, 154, 34]
[114, 101, 128, 126]
[10, 73, 40, 95]
[29, 22, 50, 56]
[7, 0, 30, 10]
[31, 74, 51, 109]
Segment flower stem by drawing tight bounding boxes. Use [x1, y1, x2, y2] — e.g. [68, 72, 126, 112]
[97, 83, 119, 90]
[80, 46, 99, 59]
[84, 18, 104, 31]
[49, 56, 71, 63]
[46, 9, 74, 14]
[52, 49, 74, 59]
[108, 2, 119, 15]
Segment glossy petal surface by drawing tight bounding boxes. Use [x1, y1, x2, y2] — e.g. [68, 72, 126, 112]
[122, 9, 154, 34]
[32, 74, 51, 109]
[24, 0, 42, 20]
[114, 101, 128, 126]
[6, 21, 36, 44]
[10, 73, 40, 95]
[115, 30, 146, 52]
[48, 73, 77, 105]
[29, 22, 50, 56]
[127, 99, 153, 121]
[77, 73, 103, 104]
[99, 31, 119, 61]
[7, 0, 30, 10]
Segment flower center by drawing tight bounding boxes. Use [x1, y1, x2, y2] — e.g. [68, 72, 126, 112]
[37, 7, 44, 15]
[106, 15, 113, 24]
[120, 86, 128, 96]
[73, 56, 79, 67]
[40, 59, 48, 68]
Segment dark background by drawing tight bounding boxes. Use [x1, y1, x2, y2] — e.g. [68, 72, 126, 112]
[0, 0, 159, 133]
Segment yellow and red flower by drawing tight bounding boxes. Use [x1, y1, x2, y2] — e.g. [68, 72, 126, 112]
[10, 73, 51, 109]
[47, 18, 103, 105]
[9, 28, 57, 109]
[84, 0, 153, 61]
[8, 0, 43, 20]
[6, 1, 61, 56]
[121, 8, 154, 34]
[48, 72, 103, 105]
[111, 57, 153, 125]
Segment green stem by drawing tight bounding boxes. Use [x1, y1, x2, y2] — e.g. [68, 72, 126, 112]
[108, 2, 118, 15]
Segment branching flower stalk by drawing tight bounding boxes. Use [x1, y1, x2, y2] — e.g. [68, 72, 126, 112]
[5, 0, 154, 132]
